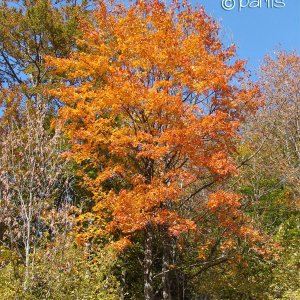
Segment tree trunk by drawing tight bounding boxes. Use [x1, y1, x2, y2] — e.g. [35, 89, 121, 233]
[162, 238, 171, 300]
[144, 226, 154, 300]
[24, 218, 31, 291]
[120, 269, 126, 300]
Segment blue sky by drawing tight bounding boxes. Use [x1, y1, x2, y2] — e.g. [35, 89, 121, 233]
[193, 0, 300, 74]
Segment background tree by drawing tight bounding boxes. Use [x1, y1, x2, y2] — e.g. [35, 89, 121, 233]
[0, 97, 67, 291]
[187, 51, 300, 300]
[237, 51, 300, 299]
[0, 0, 98, 295]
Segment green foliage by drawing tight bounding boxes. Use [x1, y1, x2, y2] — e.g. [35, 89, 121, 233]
[0, 0, 88, 82]
[0, 241, 121, 299]
[269, 215, 300, 300]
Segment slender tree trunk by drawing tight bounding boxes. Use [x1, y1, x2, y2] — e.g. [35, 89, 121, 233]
[162, 237, 171, 300]
[144, 226, 154, 300]
[120, 269, 126, 299]
[24, 218, 31, 291]
[24, 192, 33, 292]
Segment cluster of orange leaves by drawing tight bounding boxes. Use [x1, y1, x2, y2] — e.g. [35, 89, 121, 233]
[46, 0, 260, 250]
[207, 191, 262, 242]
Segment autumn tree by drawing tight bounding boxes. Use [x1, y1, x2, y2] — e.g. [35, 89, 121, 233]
[0, 0, 93, 86]
[231, 51, 300, 299]
[0, 0, 97, 294]
[0, 98, 68, 291]
[188, 51, 300, 300]
[0, 0, 99, 135]
[47, 1, 261, 298]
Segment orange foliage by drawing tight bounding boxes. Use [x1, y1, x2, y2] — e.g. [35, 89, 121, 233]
[207, 191, 261, 242]
[46, 0, 259, 248]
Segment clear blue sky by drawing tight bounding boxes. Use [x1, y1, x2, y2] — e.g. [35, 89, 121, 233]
[194, 0, 300, 74]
